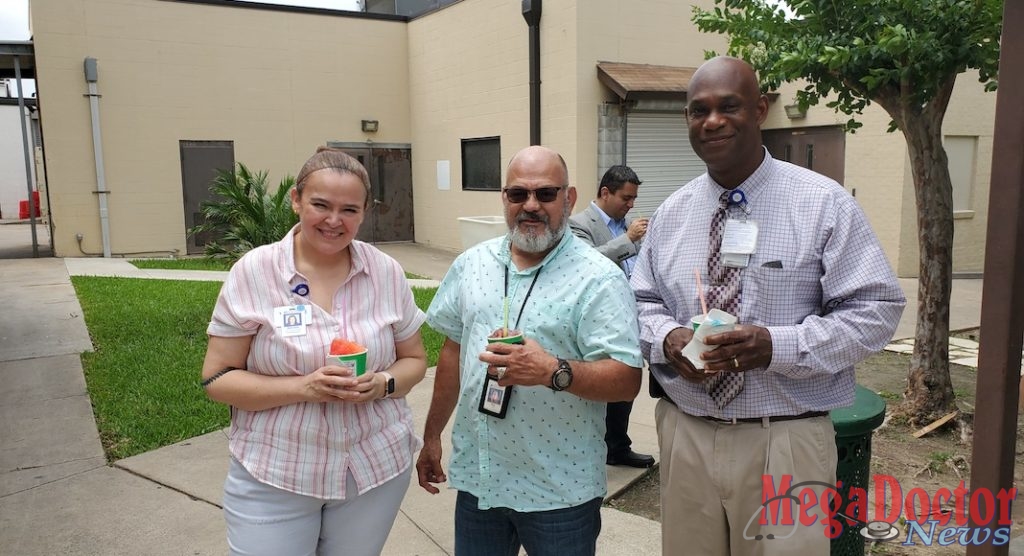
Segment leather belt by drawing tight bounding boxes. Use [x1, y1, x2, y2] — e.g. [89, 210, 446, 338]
[653, 380, 830, 424]
[694, 410, 829, 425]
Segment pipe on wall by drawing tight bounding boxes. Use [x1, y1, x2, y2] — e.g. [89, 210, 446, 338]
[13, 55, 38, 257]
[522, 0, 541, 146]
[84, 57, 112, 258]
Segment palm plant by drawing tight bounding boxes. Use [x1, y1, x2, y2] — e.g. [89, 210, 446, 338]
[189, 163, 298, 263]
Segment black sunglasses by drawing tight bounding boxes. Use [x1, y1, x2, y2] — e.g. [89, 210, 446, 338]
[503, 186, 565, 204]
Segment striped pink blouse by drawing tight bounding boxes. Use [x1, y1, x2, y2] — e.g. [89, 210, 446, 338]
[207, 228, 426, 499]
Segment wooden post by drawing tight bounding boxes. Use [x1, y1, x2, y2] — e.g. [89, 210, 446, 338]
[966, 2, 1024, 554]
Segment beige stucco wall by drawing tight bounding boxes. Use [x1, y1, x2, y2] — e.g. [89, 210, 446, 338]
[762, 73, 994, 278]
[407, 0, 574, 252]
[30, 0, 410, 257]
[408, 0, 729, 252]
[406, 0, 521, 251]
[574, 0, 726, 202]
[29, 0, 995, 267]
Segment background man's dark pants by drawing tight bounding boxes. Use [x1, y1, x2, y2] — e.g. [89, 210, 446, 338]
[605, 401, 633, 457]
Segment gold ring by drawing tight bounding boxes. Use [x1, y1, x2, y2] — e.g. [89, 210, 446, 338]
[496, 367, 507, 379]
[733, 357, 740, 369]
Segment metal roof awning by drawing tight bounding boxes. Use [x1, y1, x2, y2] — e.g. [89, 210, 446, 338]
[597, 61, 697, 101]
[0, 41, 35, 80]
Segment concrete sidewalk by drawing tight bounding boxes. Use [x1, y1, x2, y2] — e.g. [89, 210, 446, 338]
[1, 246, 661, 555]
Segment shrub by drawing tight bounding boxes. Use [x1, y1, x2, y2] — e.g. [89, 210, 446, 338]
[189, 163, 297, 263]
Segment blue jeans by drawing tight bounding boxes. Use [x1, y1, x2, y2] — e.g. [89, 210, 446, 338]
[454, 491, 602, 556]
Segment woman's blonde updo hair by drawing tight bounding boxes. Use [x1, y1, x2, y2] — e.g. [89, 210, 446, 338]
[294, 147, 372, 208]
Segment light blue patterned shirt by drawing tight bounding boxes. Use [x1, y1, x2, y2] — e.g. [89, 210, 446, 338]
[426, 230, 643, 511]
[632, 151, 905, 418]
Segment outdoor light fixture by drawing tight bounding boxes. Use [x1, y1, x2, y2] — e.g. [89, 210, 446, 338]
[784, 104, 806, 120]
[361, 119, 379, 132]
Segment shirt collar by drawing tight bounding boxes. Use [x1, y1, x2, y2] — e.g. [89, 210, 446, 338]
[279, 224, 368, 284]
[707, 146, 774, 204]
[590, 201, 619, 227]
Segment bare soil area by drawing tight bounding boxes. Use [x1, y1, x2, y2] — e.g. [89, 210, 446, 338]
[606, 330, 1024, 555]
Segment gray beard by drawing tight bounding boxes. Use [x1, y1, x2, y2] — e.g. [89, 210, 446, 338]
[507, 204, 569, 254]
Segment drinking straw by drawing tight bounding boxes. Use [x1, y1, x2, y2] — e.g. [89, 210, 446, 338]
[694, 268, 709, 319]
[502, 295, 510, 335]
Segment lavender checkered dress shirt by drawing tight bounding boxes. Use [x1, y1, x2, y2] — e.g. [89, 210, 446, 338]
[631, 151, 906, 419]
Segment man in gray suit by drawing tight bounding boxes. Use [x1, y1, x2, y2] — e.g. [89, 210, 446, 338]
[569, 165, 654, 468]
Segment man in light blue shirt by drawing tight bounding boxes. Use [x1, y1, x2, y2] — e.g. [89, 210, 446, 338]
[417, 146, 643, 556]
[569, 165, 654, 469]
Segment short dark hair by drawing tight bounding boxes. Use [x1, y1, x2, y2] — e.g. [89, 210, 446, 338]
[598, 165, 641, 197]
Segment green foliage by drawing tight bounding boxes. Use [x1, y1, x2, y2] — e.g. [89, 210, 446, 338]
[189, 163, 298, 263]
[926, 451, 953, 472]
[73, 275, 441, 461]
[693, 0, 1002, 130]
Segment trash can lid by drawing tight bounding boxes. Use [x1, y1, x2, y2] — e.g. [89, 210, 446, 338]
[830, 385, 887, 437]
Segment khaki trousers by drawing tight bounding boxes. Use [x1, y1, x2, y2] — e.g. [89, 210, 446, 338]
[656, 399, 838, 556]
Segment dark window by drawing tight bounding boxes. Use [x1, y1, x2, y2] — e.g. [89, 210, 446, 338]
[462, 137, 501, 191]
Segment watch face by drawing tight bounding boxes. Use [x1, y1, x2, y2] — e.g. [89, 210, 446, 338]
[554, 370, 571, 388]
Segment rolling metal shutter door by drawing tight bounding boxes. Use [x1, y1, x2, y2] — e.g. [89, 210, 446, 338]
[625, 111, 706, 218]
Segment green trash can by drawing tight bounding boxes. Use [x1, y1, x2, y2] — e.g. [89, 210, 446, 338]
[829, 385, 887, 556]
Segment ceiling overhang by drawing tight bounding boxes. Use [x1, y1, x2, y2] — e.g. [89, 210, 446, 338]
[0, 41, 36, 81]
[597, 61, 696, 101]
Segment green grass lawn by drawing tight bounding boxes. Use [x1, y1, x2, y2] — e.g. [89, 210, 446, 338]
[72, 276, 440, 461]
[130, 258, 233, 271]
[130, 258, 428, 280]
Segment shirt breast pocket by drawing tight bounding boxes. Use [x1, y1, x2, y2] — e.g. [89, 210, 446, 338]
[524, 301, 578, 354]
[746, 266, 822, 325]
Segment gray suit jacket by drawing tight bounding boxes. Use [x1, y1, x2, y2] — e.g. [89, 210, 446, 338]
[569, 203, 640, 274]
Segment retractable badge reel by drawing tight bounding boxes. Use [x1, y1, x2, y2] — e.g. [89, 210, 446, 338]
[728, 189, 746, 208]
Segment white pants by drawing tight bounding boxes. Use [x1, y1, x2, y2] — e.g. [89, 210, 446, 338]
[223, 458, 411, 556]
[657, 399, 838, 556]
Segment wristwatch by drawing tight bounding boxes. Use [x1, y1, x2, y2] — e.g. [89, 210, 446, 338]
[380, 371, 396, 398]
[550, 359, 573, 391]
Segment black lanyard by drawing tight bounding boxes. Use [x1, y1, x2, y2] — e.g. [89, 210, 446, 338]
[503, 264, 544, 331]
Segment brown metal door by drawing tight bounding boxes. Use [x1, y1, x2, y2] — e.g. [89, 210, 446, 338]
[180, 140, 234, 254]
[762, 126, 845, 185]
[339, 147, 414, 243]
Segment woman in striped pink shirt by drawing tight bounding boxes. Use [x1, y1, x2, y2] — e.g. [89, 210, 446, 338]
[200, 147, 428, 556]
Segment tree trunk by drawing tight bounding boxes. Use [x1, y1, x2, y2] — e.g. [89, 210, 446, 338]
[899, 110, 957, 426]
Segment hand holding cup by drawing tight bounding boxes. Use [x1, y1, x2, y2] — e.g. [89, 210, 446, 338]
[486, 328, 523, 380]
[679, 309, 737, 370]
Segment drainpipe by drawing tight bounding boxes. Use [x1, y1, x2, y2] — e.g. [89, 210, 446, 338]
[84, 57, 112, 258]
[13, 55, 38, 257]
[522, 0, 541, 146]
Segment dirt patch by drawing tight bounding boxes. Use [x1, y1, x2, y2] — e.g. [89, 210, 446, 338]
[606, 330, 1024, 554]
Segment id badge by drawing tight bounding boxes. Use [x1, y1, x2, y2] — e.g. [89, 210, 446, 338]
[721, 219, 758, 268]
[273, 304, 313, 337]
[478, 375, 512, 418]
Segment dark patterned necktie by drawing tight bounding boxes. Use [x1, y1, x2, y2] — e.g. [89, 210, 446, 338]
[704, 191, 744, 409]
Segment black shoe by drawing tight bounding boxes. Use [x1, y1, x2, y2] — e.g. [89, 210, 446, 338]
[606, 450, 655, 468]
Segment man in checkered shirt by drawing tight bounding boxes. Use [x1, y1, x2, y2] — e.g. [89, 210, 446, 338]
[632, 56, 905, 555]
